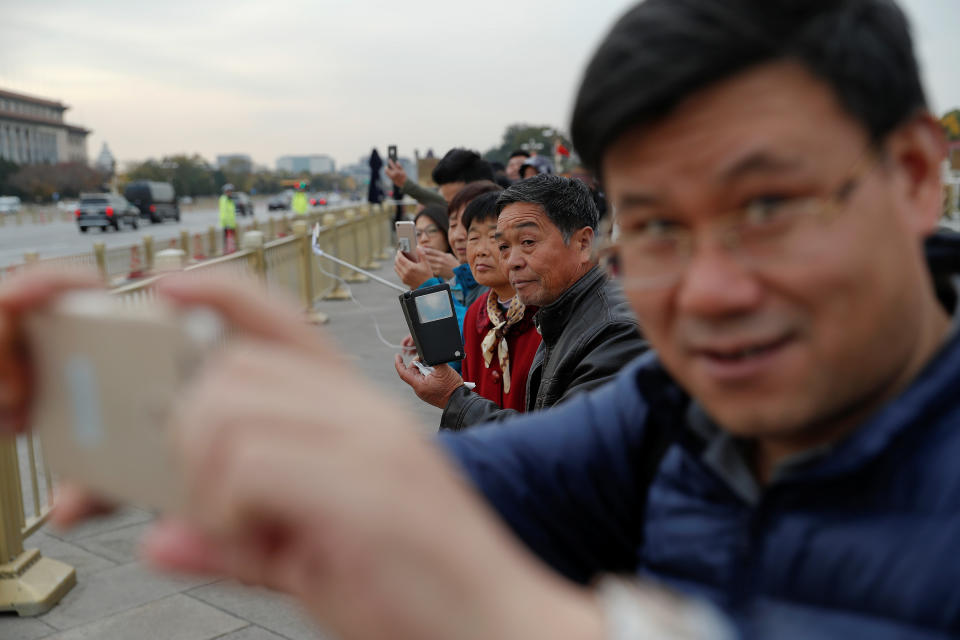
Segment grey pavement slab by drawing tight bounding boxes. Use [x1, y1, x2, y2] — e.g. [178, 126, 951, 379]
[188, 582, 330, 640]
[40, 562, 216, 631]
[0, 615, 56, 640]
[43, 507, 154, 543]
[24, 531, 117, 578]
[73, 522, 151, 565]
[42, 594, 246, 640]
[311, 252, 443, 434]
[212, 626, 291, 640]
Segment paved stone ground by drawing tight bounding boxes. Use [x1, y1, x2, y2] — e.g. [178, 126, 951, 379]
[0, 253, 443, 640]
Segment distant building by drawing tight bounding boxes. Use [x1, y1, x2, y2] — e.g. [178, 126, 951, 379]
[95, 142, 115, 174]
[276, 154, 335, 174]
[0, 87, 90, 165]
[216, 154, 253, 172]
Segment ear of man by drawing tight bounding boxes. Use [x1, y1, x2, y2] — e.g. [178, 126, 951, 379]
[572, 226, 596, 264]
[885, 112, 948, 237]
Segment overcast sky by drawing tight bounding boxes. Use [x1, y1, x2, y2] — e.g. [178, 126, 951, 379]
[1, 0, 957, 170]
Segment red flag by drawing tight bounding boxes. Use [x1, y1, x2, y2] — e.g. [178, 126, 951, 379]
[556, 142, 571, 157]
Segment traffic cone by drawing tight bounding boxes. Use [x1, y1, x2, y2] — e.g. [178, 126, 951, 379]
[224, 229, 237, 254]
[128, 246, 144, 279]
[192, 233, 206, 262]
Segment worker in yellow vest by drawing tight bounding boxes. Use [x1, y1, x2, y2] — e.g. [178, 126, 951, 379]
[291, 184, 309, 216]
[219, 183, 238, 253]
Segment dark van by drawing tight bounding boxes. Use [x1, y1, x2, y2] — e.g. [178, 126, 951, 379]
[124, 181, 180, 224]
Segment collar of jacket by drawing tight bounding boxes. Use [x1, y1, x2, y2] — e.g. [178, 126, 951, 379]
[533, 265, 606, 344]
[625, 277, 960, 491]
[474, 290, 538, 334]
[453, 262, 480, 293]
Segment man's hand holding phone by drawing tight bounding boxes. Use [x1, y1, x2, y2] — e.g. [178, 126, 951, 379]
[385, 159, 407, 189]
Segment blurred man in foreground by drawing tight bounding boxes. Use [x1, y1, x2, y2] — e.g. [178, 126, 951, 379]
[2, 1, 959, 639]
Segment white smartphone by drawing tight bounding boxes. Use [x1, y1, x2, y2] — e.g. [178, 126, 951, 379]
[24, 291, 224, 513]
[395, 220, 418, 261]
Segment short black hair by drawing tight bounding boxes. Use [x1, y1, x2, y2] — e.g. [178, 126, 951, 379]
[447, 180, 503, 218]
[461, 191, 503, 232]
[496, 175, 598, 242]
[508, 150, 531, 160]
[431, 148, 495, 186]
[572, 0, 928, 172]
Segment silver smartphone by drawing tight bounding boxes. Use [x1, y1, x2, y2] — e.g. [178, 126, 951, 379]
[24, 291, 224, 512]
[395, 220, 418, 261]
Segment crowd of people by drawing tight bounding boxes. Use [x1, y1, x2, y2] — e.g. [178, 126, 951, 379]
[3, 1, 960, 639]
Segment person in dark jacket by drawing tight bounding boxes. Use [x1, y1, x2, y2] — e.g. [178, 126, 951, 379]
[384, 148, 495, 207]
[459, 191, 541, 413]
[395, 175, 647, 430]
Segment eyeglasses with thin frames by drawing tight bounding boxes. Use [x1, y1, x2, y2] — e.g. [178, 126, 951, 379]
[415, 226, 442, 239]
[600, 146, 882, 290]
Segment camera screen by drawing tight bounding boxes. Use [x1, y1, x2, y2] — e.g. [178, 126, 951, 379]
[415, 290, 453, 324]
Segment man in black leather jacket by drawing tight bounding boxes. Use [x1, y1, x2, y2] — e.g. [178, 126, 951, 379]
[396, 175, 648, 430]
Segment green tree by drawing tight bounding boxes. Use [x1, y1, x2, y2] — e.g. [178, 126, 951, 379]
[222, 157, 253, 192]
[250, 170, 282, 195]
[8, 162, 107, 200]
[483, 123, 573, 169]
[125, 154, 218, 197]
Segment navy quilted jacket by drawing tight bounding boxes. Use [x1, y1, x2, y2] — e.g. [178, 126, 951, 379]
[441, 320, 960, 639]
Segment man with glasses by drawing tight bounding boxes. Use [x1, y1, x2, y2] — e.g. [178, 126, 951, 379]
[3, 1, 958, 638]
[440, 0, 960, 636]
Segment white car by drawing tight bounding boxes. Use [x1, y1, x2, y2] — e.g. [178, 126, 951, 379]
[0, 196, 22, 215]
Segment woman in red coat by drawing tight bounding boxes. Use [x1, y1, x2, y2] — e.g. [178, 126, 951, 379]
[459, 192, 542, 412]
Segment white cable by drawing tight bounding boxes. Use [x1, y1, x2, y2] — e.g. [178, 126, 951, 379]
[313, 259, 406, 350]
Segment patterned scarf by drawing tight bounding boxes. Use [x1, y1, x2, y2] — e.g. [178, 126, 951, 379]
[480, 293, 526, 393]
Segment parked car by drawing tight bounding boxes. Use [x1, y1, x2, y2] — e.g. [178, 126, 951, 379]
[267, 194, 290, 211]
[0, 196, 22, 215]
[124, 180, 179, 224]
[75, 193, 140, 232]
[230, 191, 254, 216]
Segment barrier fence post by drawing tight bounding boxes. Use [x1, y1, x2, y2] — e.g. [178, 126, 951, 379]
[343, 210, 368, 283]
[375, 203, 391, 260]
[93, 243, 108, 283]
[241, 230, 266, 279]
[293, 221, 328, 324]
[0, 436, 77, 615]
[155, 248, 186, 273]
[179, 230, 190, 253]
[207, 226, 218, 257]
[268, 217, 276, 242]
[23, 251, 39, 265]
[361, 207, 381, 269]
[322, 214, 352, 301]
[143, 236, 155, 272]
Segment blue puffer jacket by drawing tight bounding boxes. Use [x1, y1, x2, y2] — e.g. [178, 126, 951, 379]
[441, 319, 960, 638]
